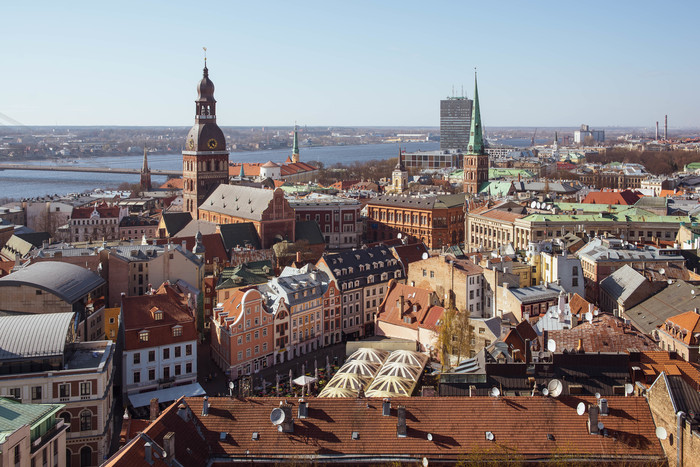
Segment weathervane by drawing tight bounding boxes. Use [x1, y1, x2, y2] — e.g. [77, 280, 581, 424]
[203, 46, 207, 66]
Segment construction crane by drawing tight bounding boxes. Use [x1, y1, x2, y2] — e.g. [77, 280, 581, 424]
[530, 128, 537, 147]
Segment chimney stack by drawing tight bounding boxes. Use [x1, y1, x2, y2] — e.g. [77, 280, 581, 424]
[149, 398, 159, 421]
[396, 406, 407, 438]
[399, 294, 405, 316]
[588, 404, 600, 434]
[163, 432, 175, 462]
[382, 398, 391, 416]
[144, 442, 153, 464]
[202, 396, 209, 416]
[298, 398, 308, 419]
[296, 250, 302, 264]
[577, 338, 585, 353]
[177, 403, 190, 422]
[655, 121, 659, 140]
[599, 398, 609, 415]
[664, 115, 668, 139]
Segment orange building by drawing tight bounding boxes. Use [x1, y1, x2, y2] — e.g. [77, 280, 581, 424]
[198, 185, 295, 249]
[210, 287, 274, 379]
[365, 193, 465, 250]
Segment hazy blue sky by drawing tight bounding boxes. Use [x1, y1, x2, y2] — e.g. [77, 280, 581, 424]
[3, 1, 698, 128]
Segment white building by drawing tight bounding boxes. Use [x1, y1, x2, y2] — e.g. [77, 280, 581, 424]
[120, 283, 199, 402]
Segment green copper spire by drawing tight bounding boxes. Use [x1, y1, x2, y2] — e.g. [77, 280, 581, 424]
[239, 165, 245, 178]
[468, 71, 485, 155]
[292, 124, 299, 156]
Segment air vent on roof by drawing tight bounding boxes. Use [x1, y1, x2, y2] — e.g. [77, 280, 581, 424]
[351, 431, 360, 440]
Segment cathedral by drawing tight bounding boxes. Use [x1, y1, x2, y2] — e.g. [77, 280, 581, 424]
[182, 60, 230, 218]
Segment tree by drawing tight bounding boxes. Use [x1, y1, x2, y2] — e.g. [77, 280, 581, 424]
[436, 290, 473, 369]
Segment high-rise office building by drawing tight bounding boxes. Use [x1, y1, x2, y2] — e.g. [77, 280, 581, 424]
[440, 96, 472, 150]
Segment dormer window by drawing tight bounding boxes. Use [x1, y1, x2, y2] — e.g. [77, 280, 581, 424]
[172, 326, 183, 337]
[153, 310, 163, 321]
[139, 330, 149, 342]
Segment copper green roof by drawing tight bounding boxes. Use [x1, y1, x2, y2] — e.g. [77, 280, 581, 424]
[489, 168, 534, 179]
[522, 206, 698, 224]
[0, 398, 64, 444]
[467, 73, 485, 155]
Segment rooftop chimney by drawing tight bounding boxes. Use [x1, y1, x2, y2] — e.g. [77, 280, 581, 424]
[382, 398, 391, 416]
[396, 406, 407, 438]
[177, 403, 190, 422]
[298, 398, 308, 419]
[599, 398, 609, 415]
[279, 404, 294, 433]
[202, 396, 209, 416]
[163, 432, 175, 462]
[149, 398, 159, 421]
[588, 404, 600, 435]
[576, 338, 585, 353]
[296, 250, 302, 264]
[144, 442, 153, 464]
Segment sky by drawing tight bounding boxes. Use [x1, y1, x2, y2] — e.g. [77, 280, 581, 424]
[3, 1, 699, 128]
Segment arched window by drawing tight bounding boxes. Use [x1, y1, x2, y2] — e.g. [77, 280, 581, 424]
[66, 449, 72, 467]
[80, 446, 92, 467]
[60, 412, 71, 432]
[80, 410, 92, 431]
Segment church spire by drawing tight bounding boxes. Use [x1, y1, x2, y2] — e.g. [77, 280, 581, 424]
[239, 164, 245, 179]
[468, 71, 485, 155]
[395, 146, 405, 170]
[291, 124, 300, 163]
[140, 147, 151, 191]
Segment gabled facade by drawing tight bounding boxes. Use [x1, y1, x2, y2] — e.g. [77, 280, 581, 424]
[69, 202, 127, 243]
[120, 284, 198, 397]
[316, 245, 404, 340]
[210, 288, 274, 379]
[658, 310, 700, 363]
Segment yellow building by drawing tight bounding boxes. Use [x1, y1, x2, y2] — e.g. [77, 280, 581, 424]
[104, 307, 120, 341]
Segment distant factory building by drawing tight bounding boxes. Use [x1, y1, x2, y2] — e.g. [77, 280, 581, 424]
[574, 124, 605, 144]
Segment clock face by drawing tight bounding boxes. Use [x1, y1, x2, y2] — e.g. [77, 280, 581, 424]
[188, 139, 194, 149]
[207, 138, 218, 150]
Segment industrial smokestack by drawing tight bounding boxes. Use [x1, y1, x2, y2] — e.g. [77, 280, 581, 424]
[655, 121, 659, 140]
[665, 115, 668, 140]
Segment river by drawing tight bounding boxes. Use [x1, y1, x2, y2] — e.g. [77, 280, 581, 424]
[0, 138, 540, 200]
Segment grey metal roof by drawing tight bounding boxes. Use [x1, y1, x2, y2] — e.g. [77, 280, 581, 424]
[0, 261, 105, 304]
[507, 284, 564, 305]
[599, 265, 647, 303]
[625, 281, 700, 334]
[367, 193, 465, 210]
[666, 374, 700, 416]
[0, 312, 75, 361]
[201, 185, 276, 221]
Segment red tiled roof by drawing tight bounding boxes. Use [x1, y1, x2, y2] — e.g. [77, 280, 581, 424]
[107, 396, 666, 464]
[105, 399, 209, 466]
[568, 293, 596, 317]
[159, 178, 183, 190]
[546, 314, 658, 353]
[172, 233, 228, 264]
[229, 163, 262, 177]
[582, 190, 641, 206]
[121, 283, 197, 350]
[376, 281, 442, 331]
[392, 243, 429, 270]
[663, 310, 700, 345]
[634, 351, 700, 390]
[71, 202, 120, 219]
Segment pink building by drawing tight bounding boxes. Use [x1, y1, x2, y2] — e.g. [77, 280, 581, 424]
[211, 287, 274, 379]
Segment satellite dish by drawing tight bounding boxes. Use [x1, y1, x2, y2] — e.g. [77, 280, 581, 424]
[270, 408, 286, 426]
[595, 392, 601, 400]
[625, 383, 634, 395]
[659, 268, 665, 275]
[594, 309, 599, 317]
[692, 290, 696, 296]
[485, 431, 495, 441]
[576, 402, 586, 416]
[585, 312, 593, 322]
[228, 381, 234, 389]
[597, 422, 605, 431]
[656, 426, 668, 440]
[548, 379, 563, 398]
[421, 252, 429, 260]
[547, 339, 557, 352]
[397, 233, 402, 239]
[531, 201, 537, 208]
[490, 387, 500, 397]
[537, 202, 542, 209]
[427, 433, 433, 441]
[542, 387, 549, 397]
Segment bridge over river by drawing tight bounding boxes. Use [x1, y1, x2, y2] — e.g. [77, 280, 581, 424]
[0, 163, 181, 177]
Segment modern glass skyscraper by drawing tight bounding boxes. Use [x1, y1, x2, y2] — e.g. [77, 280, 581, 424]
[440, 96, 472, 150]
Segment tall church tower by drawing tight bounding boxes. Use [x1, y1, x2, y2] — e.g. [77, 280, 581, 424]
[463, 73, 489, 194]
[183, 60, 229, 218]
[391, 147, 408, 193]
[140, 147, 152, 191]
[291, 124, 300, 163]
